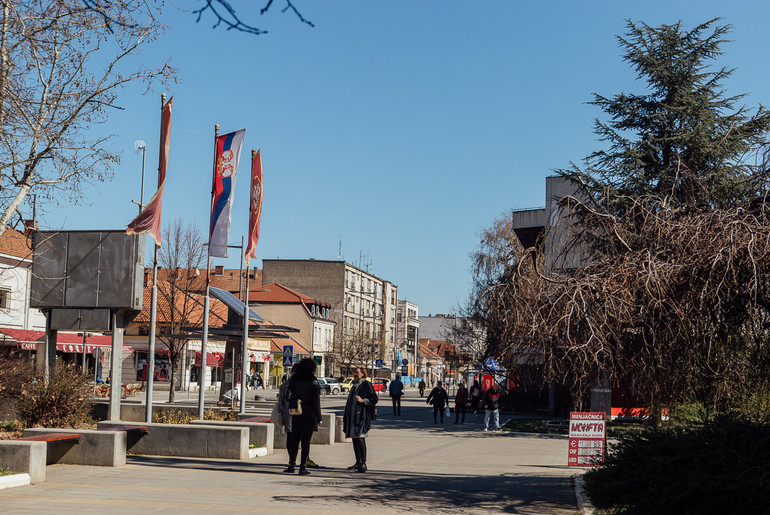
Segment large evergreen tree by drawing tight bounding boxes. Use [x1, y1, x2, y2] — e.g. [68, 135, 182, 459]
[573, 19, 770, 210]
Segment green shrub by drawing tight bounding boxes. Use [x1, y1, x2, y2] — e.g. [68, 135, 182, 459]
[584, 416, 770, 514]
[15, 362, 94, 428]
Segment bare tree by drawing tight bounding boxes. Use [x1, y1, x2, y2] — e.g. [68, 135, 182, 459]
[153, 218, 209, 403]
[0, 0, 171, 233]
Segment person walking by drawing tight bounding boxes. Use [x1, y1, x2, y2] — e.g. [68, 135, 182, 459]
[389, 374, 404, 416]
[482, 382, 502, 432]
[283, 358, 322, 475]
[426, 382, 449, 423]
[470, 380, 482, 415]
[454, 382, 469, 424]
[418, 379, 426, 397]
[343, 367, 378, 473]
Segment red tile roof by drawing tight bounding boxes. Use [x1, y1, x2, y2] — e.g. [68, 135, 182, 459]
[270, 335, 310, 355]
[249, 283, 330, 307]
[0, 228, 32, 260]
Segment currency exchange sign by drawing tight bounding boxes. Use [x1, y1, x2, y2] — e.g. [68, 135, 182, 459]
[567, 411, 605, 467]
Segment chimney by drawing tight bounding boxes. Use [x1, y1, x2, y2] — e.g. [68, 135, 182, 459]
[23, 220, 37, 234]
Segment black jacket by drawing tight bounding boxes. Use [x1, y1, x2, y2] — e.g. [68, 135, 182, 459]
[288, 377, 322, 432]
[426, 386, 448, 408]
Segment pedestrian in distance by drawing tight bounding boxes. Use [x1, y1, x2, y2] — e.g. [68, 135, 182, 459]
[418, 379, 426, 397]
[470, 380, 482, 415]
[343, 367, 378, 473]
[454, 382, 469, 424]
[389, 374, 404, 416]
[482, 382, 502, 432]
[283, 358, 322, 475]
[426, 382, 449, 423]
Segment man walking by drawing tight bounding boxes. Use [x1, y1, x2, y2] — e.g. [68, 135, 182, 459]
[482, 382, 502, 432]
[426, 383, 449, 423]
[389, 374, 404, 416]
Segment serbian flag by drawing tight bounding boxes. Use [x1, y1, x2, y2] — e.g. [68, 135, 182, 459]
[209, 128, 245, 258]
[127, 96, 173, 246]
[244, 149, 263, 266]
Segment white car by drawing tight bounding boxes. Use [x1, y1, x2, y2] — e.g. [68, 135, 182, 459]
[318, 377, 341, 395]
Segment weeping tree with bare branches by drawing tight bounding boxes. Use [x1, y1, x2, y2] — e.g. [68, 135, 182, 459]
[472, 19, 770, 418]
[0, 0, 172, 234]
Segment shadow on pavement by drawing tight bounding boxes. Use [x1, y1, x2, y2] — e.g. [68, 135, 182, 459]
[128, 455, 574, 513]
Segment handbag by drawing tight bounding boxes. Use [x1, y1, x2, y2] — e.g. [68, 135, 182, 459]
[445, 405, 450, 417]
[287, 381, 303, 416]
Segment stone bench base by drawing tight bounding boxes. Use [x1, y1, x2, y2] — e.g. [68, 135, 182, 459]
[97, 421, 249, 460]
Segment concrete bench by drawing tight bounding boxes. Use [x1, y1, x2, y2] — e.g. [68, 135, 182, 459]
[97, 421, 249, 460]
[189, 420, 274, 455]
[0, 440, 47, 483]
[22, 428, 126, 467]
[271, 413, 336, 449]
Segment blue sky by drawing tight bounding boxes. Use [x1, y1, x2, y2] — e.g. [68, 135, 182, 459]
[34, 1, 770, 315]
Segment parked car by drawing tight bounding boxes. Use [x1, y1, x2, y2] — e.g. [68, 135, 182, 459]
[372, 378, 388, 392]
[340, 378, 354, 392]
[317, 378, 341, 395]
[320, 377, 341, 395]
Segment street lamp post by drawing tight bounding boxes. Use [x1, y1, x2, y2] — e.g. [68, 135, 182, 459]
[133, 140, 146, 214]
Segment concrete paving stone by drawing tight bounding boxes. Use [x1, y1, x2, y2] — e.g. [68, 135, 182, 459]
[1, 389, 579, 514]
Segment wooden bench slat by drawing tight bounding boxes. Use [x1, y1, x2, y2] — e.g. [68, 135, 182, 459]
[18, 433, 80, 442]
[240, 417, 270, 423]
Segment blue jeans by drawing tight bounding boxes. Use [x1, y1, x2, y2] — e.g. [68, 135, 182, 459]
[484, 409, 499, 430]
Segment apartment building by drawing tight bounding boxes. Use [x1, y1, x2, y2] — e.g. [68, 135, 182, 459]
[262, 259, 398, 375]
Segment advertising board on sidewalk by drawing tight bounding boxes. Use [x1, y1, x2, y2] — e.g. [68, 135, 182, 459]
[568, 411, 605, 467]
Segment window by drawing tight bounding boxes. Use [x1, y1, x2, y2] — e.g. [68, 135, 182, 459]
[0, 288, 9, 310]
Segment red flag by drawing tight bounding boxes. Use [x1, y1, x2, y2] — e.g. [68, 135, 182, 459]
[126, 97, 173, 246]
[245, 149, 263, 266]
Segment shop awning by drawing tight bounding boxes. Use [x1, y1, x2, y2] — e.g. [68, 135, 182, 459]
[0, 327, 131, 353]
[194, 351, 224, 367]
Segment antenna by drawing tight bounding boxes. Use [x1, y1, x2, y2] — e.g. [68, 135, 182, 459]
[338, 235, 347, 260]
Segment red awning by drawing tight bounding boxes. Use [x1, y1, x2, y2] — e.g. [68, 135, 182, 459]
[194, 351, 224, 367]
[0, 327, 130, 353]
[0, 327, 44, 344]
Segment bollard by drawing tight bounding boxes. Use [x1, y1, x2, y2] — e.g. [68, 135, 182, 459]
[335, 415, 349, 443]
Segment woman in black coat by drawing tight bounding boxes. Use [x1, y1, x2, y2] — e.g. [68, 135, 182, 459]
[283, 357, 322, 475]
[342, 366, 378, 473]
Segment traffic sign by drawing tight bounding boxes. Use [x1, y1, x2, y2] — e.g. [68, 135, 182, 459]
[401, 359, 408, 366]
[375, 359, 384, 368]
[401, 366, 408, 376]
[282, 346, 293, 367]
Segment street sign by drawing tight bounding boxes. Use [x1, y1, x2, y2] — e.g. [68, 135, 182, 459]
[375, 359, 384, 368]
[282, 346, 293, 368]
[567, 412, 605, 467]
[401, 359, 408, 366]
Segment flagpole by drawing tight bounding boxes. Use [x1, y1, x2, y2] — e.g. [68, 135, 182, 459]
[198, 123, 218, 420]
[145, 92, 166, 423]
[239, 149, 257, 414]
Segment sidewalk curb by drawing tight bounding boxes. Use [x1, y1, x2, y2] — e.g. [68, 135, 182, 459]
[573, 474, 595, 514]
[0, 473, 31, 490]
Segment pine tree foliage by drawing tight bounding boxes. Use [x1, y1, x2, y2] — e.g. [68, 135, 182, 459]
[573, 19, 770, 210]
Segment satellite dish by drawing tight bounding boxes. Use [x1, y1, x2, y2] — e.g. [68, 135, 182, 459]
[134, 140, 146, 153]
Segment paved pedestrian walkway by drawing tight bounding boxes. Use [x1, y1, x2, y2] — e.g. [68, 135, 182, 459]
[1, 388, 579, 514]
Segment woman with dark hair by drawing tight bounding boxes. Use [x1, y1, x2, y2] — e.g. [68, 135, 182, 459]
[283, 357, 322, 475]
[342, 366, 378, 473]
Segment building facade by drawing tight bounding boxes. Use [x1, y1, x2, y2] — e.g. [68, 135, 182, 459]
[247, 283, 335, 378]
[262, 259, 398, 376]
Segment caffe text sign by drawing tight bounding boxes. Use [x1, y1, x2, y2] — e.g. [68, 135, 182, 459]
[568, 412, 605, 467]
